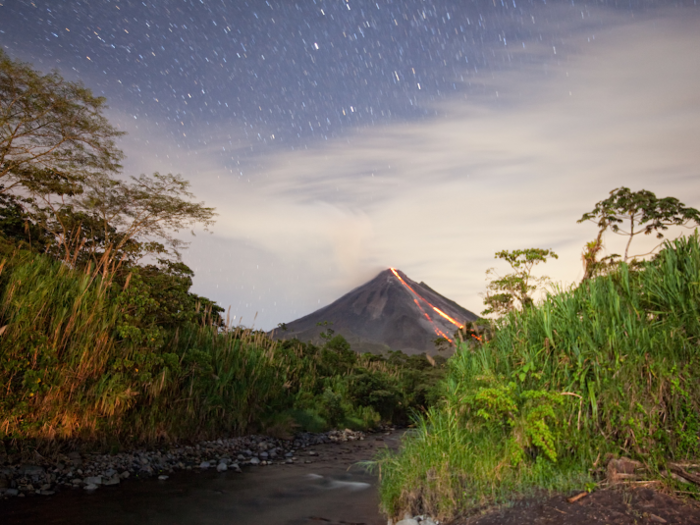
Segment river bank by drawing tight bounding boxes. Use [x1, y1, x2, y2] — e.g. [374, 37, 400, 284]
[0, 428, 374, 499]
[0, 428, 404, 525]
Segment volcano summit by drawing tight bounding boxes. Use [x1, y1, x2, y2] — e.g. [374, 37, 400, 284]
[272, 268, 478, 355]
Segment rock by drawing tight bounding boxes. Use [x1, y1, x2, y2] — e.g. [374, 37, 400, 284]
[4, 488, 19, 496]
[103, 475, 120, 486]
[396, 520, 419, 525]
[158, 475, 169, 481]
[37, 489, 55, 496]
[249, 457, 261, 466]
[71, 478, 83, 485]
[120, 471, 130, 479]
[18, 465, 45, 476]
[84, 476, 102, 485]
[84, 483, 98, 491]
[216, 462, 228, 472]
[199, 461, 211, 469]
[607, 457, 643, 484]
[422, 519, 438, 525]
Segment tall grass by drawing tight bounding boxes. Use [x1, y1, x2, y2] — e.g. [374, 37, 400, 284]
[375, 233, 700, 521]
[0, 252, 289, 445]
[0, 249, 445, 451]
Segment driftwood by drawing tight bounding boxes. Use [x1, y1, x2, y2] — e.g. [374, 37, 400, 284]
[567, 492, 589, 503]
[669, 463, 700, 486]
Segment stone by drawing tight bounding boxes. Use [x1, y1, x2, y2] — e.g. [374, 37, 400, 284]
[85, 476, 102, 485]
[84, 483, 98, 491]
[19, 465, 45, 476]
[216, 462, 227, 472]
[199, 461, 211, 469]
[249, 457, 260, 466]
[396, 520, 419, 525]
[607, 457, 643, 484]
[103, 475, 120, 486]
[158, 475, 169, 481]
[4, 488, 19, 496]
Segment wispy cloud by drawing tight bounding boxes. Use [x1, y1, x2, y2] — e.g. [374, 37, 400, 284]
[118, 10, 700, 329]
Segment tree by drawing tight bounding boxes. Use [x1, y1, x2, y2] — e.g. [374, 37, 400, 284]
[0, 50, 123, 197]
[482, 248, 558, 317]
[578, 187, 700, 263]
[1, 52, 216, 276]
[69, 172, 216, 275]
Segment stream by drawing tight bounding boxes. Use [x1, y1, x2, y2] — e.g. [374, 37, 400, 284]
[1, 431, 402, 525]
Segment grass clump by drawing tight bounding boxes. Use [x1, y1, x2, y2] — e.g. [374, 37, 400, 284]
[0, 248, 446, 453]
[374, 233, 700, 522]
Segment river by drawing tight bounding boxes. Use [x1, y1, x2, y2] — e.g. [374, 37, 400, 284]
[1, 431, 402, 525]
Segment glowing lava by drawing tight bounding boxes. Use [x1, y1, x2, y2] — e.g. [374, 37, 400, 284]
[390, 267, 464, 342]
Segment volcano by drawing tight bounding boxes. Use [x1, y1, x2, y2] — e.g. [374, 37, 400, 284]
[271, 268, 478, 355]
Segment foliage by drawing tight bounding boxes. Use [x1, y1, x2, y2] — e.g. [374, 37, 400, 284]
[0, 249, 444, 449]
[578, 186, 700, 263]
[375, 233, 700, 522]
[71, 171, 217, 274]
[482, 248, 558, 317]
[0, 50, 123, 197]
[1, 52, 216, 275]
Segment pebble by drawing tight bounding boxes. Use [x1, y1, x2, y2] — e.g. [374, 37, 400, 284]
[0, 429, 367, 498]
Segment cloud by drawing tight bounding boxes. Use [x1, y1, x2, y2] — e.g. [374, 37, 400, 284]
[116, 9, 700, 329]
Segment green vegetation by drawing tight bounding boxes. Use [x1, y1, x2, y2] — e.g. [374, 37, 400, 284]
[375, 233, 700, 522]
[482, 248, 558, 316]
[579, 186, 700, 273]
[0, 247, 445, 450]
[0, 51, 446, 454]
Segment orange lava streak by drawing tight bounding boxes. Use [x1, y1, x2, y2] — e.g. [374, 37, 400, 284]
[391, 268, 454, 342]
[431, 306, 462, 328]
[391, 267, 481, 344]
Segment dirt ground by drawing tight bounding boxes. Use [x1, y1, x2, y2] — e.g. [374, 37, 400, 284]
[459, 486, 700, 525]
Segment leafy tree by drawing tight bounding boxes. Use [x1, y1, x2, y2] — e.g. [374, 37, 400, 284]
[578, 187, 700, 263]
[0, 50, 123, 197]
[1, 52, 216, 276]
[482, 248, 558, 317]
[0, 189, 48, 251]
[70, 172, 216, 275]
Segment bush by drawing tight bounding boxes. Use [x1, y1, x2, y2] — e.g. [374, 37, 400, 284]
[375, 233, 700, 521]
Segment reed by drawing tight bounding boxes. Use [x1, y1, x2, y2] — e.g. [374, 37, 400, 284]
[0, 250, 444, 453]
[375, 233, 700, 521]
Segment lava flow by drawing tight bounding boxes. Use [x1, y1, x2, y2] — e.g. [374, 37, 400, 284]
[390, 268, 463, 342]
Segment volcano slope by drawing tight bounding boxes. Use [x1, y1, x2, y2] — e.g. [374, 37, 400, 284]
[272, 268, 478, 355]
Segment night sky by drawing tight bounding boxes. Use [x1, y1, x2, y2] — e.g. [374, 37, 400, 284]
[2, 1, 699, 329]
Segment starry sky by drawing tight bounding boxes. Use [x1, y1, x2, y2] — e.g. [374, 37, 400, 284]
[2, 0, 699, 330]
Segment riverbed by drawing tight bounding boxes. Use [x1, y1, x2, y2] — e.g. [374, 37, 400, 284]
[1, 431, 402, 525]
